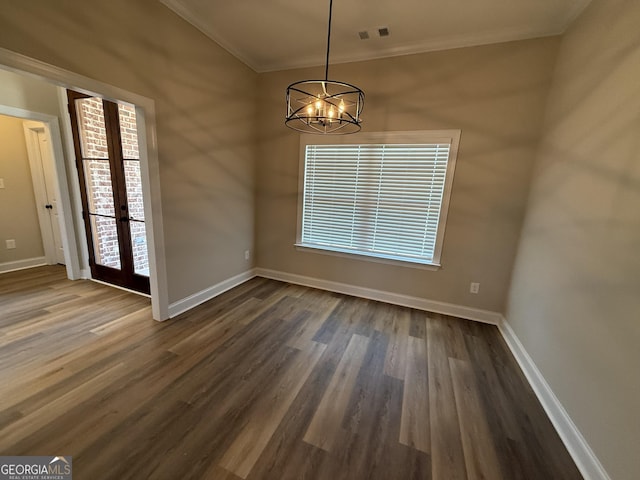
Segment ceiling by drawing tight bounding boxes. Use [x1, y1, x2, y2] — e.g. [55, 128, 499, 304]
[159, 0, 591, 73]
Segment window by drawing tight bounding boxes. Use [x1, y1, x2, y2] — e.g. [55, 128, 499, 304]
[296, 131, 460, 267]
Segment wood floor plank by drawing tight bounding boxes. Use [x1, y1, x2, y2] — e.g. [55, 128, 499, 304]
[0, 266, 583, 480]
[202, 465, 244, 480]
[219, 341, 326, 478]
[168, 293, 305, 359]
[79, 328, 300, 478]
[125, 314, 315, 479]
[79, 399, 200, 479]
[168, 297, 264, 355]
[332, 330, 430, 480]
[383, 308, 410, 379]
[89, 306, 152, 335]
[175, 277, 269, 324]
[440, 314, 472, 361]
[399, 334, 430, 453]
[428, 315, 468, 480]
[8, 351, 179, 456]
[371, 301, 394, 333]
[244, 362, 337, 480]
[311, 297, 363, 345]
[0, 361, 128, 451]
[450, 357, 504, 480]
[287, 297, 340, 351]
[409, 310, 427, 339]
[303, 334, 370, 451]
[0, 310, 157, 411]
[473, 327, 583, 480]
[465, 333, 522, 436]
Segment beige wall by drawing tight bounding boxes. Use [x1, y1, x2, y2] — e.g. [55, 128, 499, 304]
[0, 68, 79, 272]
[0, 0, 257, 303]
[0, 115, 44, 263]
[0, 68, 61, 116]
[0, 1, 636, 475]
[256, 37, 560, 313]
[506, 1, 640, 479]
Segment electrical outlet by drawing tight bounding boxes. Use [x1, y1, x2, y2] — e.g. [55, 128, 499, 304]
[244, 250, 250, 261]
[6, 239, 16, 249]
[470, 282, 480, 294]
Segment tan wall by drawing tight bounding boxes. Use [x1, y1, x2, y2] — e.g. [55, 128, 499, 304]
[506, 1, 640, 479]
[0, 68, 61, 116]
[256, 37, 560, 313]
[0, 68, 82, 272]
[0, 69, 61, 267]
[0, 115, 44, 263]
[0, 2, 635, 475]
[0, 0, 257, 303]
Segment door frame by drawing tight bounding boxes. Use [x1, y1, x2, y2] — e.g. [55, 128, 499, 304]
[0, 105, 80, 279]
[67, 91, 150, 295]
[22, 120, 65, 266]
[0, 47, 169, 321]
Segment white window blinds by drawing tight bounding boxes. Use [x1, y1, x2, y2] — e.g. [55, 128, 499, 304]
[299, 136, 458, 266]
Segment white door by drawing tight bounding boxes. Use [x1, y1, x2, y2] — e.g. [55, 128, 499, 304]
[23, 121, 65, 265]
[36, 130, 65, 264]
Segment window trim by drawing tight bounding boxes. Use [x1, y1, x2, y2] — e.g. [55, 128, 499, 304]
[295, 130, 461, 268]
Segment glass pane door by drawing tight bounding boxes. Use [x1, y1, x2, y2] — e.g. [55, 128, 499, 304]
[76, 97, 122, 270]
[68, 90, 150, 294]
[118, 104, 149, 277]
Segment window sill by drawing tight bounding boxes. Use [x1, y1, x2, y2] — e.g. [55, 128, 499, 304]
[294, 244, 441, 271]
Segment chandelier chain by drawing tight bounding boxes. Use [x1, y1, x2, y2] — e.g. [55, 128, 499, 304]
[285, 0, 364, 134]
[325, 0, 333, 81]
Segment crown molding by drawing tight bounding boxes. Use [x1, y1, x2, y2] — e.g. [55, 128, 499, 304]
[159, 0, 260, 70]
[256, 26, 565, 73]
[160, 0, 592, 74]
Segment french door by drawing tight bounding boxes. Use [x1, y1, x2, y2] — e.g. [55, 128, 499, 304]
[67, 90, 150, 294]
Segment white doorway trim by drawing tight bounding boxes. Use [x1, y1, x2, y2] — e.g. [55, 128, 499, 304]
[0, 47, 169, 321]
[0, 105, 80, 280]
[23, 120, 66, 266]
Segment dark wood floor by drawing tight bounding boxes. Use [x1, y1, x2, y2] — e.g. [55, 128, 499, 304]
[0, 266, 582, 480]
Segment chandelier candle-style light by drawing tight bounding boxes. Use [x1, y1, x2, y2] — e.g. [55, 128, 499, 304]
[286, 0, 365, 134]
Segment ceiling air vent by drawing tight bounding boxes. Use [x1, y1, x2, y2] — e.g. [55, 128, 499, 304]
[358, 30, 370, 40]
[378, 27, 390, 37]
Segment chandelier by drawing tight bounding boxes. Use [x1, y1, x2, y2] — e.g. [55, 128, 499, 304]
[285, 0, 365, 134]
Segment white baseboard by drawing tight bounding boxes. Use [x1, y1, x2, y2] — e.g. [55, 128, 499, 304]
[498, 318, 611, 480]
[168, 269, 256, 318]
[254, 268, 502, 325]
[0, 257, 47, 274]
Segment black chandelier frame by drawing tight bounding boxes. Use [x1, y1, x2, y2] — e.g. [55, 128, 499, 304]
[285, 0, 365, 134]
